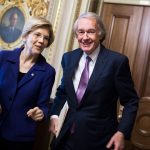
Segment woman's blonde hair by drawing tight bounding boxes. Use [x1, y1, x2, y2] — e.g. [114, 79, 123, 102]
[22, 16, 54, 47]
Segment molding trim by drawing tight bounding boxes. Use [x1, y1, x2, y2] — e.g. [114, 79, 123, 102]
[104, 0, 150, 6]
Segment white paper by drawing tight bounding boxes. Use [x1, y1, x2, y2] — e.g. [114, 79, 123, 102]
[55, 101, 69, 138]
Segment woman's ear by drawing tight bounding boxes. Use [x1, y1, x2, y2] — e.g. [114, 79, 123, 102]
[22, 36, 27, 45]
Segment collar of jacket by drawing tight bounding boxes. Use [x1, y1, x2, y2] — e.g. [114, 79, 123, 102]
[6, 47, 47, 71]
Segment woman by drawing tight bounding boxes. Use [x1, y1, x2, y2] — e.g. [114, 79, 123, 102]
[0, 17, 55, 150]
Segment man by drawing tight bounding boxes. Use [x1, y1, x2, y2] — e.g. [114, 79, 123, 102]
[49, 12, 139, 150]
[0, 12, 22, 43]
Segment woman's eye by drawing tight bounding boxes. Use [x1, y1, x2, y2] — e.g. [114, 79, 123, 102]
[44, 36, 49, 40]
[34, 33, 41, 37]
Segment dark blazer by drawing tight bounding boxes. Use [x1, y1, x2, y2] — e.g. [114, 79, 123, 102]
[51, 45, 139, 150]
[0, 48, 55, 141]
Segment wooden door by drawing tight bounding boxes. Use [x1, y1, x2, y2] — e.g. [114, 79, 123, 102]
[101, 3, 150, 150]
[101, 3, 143, 71]
[131, 7, 150, 150]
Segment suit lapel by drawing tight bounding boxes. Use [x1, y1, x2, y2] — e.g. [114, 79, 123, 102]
[66, 69, 77, 102]
[8, 60, 19, 83]
[65, 49, 83, 107]
[18, 55, 45, 88]
[17, 67, 36, 88]
[80, 46, 108, 105]
[7, 48, 21, 85]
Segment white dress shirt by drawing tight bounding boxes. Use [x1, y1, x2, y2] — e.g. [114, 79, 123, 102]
[73, 45, 100, 92]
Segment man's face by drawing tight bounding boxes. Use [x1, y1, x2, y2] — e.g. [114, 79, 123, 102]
[10, 14, 18, 27]
[76, 18, 100, 55]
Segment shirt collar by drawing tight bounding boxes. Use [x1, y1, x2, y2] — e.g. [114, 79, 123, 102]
[83, 44, 100, 63]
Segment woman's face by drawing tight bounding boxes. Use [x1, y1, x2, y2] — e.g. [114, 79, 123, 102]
[24, 27, 50, 55]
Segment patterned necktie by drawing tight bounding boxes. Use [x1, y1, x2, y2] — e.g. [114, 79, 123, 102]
[76, 56, 91, 103]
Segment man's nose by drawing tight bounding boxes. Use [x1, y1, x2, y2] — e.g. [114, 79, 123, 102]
[82, 32, 89, 39]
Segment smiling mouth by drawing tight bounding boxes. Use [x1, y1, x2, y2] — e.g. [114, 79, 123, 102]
[82, 42, 91, 46]
[35, 45, 42, 49]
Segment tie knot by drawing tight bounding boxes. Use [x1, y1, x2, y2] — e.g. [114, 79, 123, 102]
[86, 56, 91, 62]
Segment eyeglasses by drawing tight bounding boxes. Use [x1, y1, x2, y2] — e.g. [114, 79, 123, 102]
[76, 29, 97, 37]
[32, 32, 49, 42]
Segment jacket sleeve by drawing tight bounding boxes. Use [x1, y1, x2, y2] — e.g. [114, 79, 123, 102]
[37, 66, 55, 120]
[50, 54, 68, 116]
[115, 56, 139, 139]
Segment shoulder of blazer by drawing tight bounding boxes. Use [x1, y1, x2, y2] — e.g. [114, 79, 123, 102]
[63, 48, 82, 57]
[62, 48, 82, 68]
[36, 54, 56, 73]
[0, 48, 20, 62]
[101, 44, 128, 61]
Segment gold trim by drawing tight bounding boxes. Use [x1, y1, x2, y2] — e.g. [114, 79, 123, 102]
[0, 4, 28, 49]
[0, 0, 5, 5]
[32, 2, 48, 17]
[26, 0, 49, 17]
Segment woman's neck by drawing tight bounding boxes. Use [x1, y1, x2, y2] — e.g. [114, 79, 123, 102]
[20, 48, 39, 63]
[19, 48, 38, 73]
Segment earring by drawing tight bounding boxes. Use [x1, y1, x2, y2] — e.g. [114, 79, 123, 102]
[23, 40, 26, 45]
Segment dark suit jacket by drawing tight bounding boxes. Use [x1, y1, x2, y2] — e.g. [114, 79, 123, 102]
[0, 48, 55, 141]
[0, 25, 22, 43]
[51, 45, 139, 150]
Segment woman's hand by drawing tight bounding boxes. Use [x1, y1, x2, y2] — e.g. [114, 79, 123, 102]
[27, 107, 44, 121]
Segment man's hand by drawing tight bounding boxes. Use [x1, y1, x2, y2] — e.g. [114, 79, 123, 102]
[27, 107, 44, 121]
[49, 118, 59, 135]
[106, 131, 125, 150]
